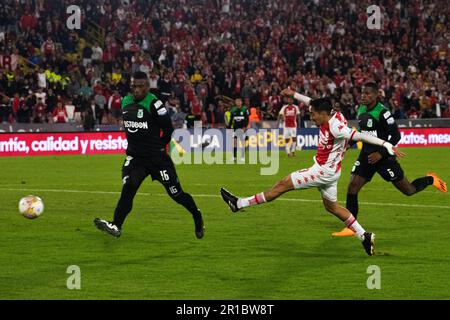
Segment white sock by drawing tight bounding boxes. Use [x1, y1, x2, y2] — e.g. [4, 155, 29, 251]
[285, 144, 290, 155]
[345, 215, 366, 241]
[237, 192, 266, 209]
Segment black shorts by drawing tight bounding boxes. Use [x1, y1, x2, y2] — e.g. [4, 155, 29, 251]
[351, 152, 404, 182]
[121, 152, 182, 196]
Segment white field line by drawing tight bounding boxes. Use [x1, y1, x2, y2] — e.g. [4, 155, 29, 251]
[1, 188, 449, 209]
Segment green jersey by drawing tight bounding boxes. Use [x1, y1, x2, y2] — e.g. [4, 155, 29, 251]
[357, 102, 401, 157]
[122, 93, 173, 158]
[230, 106, 249, 129]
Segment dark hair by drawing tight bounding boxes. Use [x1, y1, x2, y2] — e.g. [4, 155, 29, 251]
[132, 71, 148, 80]
[310, 98, 333, 114]
[363, 81, 378, 93]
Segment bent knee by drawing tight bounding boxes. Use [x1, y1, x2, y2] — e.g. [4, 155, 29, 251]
[122, 176, 140, 191]
[401, 188, 415, 196]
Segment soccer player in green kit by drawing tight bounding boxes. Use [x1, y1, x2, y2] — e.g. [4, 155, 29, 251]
[230, 98, 250, 161]
[94, 72, 205, 239]
[332, 82, 447, 237]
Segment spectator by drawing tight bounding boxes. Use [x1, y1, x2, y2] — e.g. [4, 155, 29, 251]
[94, 90, 107, 124]
[36, 68, 47, 89]
[33, 97, 46, 123]
[82, 107, 96, 131]
[16, 97, 31, 123]
[108, 90, 122, 124]
[91, 43, 103, 64]
[52, 101, 68, 123]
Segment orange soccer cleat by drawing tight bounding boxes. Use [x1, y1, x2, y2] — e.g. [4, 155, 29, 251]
[331, 227, 356, 237]
[427, 172, 448, 193]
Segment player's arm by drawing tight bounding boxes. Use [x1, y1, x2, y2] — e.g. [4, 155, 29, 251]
[277, 106, 285, 127]
[350, 130, 404, 158]
[281, 88, 312, 106]
[276, 113, 283, 128]
[151, 99, 174, 145]
[331, 123, 404, 158]
[378, 109, 401, 157]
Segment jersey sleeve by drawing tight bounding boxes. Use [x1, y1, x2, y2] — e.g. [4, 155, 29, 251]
[379, 109, 401, 156]
[279, 105, 286, 117]
[150, 99, 174, 145]
[330, 117, 353, 140]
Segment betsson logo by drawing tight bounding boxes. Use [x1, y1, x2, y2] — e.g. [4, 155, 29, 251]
[123, 121, 148, 133]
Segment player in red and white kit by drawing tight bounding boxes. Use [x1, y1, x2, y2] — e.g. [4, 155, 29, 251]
[278, 96, 300, 157]
[220, 88, 404, 256]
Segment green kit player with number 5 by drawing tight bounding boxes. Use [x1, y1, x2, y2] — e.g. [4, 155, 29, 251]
[332, 82, 447, 237]
[94, 71, 205, 239]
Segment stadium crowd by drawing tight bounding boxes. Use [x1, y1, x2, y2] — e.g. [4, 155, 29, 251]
[0, 0, 449, 129]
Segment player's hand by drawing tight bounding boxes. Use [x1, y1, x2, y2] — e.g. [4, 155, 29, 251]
[382, 142, 406, 159]
[391, 146, 405, 158]
[368, 151, 382, 164]
[281, 88, 295, 96]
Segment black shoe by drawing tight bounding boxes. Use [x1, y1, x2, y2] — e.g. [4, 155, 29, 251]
[192, 211, 205, 239]
[94, 218, 121, 238]
[362, 232, 375, 256]
[220, 188, 240, 213]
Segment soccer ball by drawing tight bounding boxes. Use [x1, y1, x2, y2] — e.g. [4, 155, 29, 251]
[18, 195, 44, 219]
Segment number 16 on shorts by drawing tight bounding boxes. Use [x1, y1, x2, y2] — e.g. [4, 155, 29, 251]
[160, 170, 169, 181]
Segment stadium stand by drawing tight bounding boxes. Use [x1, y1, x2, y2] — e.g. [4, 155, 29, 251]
[0, 0, 449, 128]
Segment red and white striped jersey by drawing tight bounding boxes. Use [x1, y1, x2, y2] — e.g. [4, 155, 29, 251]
[279, 104, 300, 128]
[314, 112, 355, 173]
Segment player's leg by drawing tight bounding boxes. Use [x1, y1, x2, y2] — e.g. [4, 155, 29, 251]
[233, 135, 237, 160]
[290, 130, 297, 156]
[321, 184, 375, 256]
[375, 158, 445, 195]
[221, 174, 295, 212]
[346, 174, 368, 218]
[112, 158, 147, 229]
[221, 167, 319, 212]
[332, 155, 373, 237]
[347, 155, 374, 219]
[94, 156, 147, 237]
[166, 184, 205, 239]
[154, 161, 205, 239]
[285, 128, 297, 156]
[390, 171, 447, 195]
[284, 137, 291, 156]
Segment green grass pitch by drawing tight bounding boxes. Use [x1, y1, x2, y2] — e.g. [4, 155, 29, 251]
[0, 147, 449, 299]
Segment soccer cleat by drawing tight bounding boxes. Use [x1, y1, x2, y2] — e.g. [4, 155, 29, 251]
[427, 172, 447, 193]
[361, 232, 375, 256]
[192, 211, 205, 239]
[94, 218, 121, 238]
[220, 188, 240, 213]
[331, 227, 356, 237]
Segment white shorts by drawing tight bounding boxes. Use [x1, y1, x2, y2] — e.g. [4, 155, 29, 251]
[290, 164, 341, 202]
[283, 127, 297, 139]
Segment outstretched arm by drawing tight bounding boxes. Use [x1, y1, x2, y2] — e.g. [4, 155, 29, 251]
[350, 131, 405, 158]
[281, 88, 312, 106]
